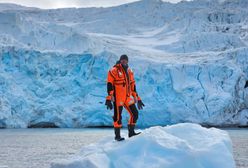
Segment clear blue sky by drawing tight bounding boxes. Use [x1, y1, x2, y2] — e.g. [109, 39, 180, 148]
[0, 0, 187, 9]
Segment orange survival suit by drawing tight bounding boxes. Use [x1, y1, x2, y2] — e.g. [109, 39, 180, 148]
[105, 55, 145, 141]
[106, 62, 140, 128]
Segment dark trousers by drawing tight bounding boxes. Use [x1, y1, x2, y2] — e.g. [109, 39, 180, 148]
[113, 102, 139, 128]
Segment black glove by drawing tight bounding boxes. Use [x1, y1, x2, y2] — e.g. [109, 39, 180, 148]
[105, 100, 113, 110]
[137, 100, 145, 110]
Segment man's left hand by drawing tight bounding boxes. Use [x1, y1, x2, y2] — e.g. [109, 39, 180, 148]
[137, 100, 145, 110]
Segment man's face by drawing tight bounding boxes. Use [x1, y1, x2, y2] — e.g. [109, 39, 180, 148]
[120, 59, 128, 66]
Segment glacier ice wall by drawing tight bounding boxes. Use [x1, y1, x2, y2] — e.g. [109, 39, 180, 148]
[0, 47, 247, 128]
[0, 0, 248, 128]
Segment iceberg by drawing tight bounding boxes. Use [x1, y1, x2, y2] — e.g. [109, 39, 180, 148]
[51, 123, 235, 168]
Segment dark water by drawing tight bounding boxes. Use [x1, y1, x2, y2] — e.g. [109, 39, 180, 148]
[0, 128, 247, 168]
[225, 129, 248, 168]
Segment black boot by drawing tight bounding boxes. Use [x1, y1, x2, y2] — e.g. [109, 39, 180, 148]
[128, 125, 141, 138]
[114, 127, 125, 141]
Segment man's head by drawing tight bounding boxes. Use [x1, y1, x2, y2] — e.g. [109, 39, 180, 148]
[119, 54, 128, 66]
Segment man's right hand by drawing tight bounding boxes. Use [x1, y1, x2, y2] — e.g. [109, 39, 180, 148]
[105, 99, 113, 110]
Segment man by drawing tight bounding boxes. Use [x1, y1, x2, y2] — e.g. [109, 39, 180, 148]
[105, 54, 145, 141]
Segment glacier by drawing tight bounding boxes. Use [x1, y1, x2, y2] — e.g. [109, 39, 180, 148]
[50, 123, 235, 168]
[0, 0, 248, 128]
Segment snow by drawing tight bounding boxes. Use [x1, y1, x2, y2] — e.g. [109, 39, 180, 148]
[50, 123, 235, 168]
[0, 0, 248, 128]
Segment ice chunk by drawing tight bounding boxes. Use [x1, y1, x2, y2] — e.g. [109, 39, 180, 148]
[51, 123, 235, 168]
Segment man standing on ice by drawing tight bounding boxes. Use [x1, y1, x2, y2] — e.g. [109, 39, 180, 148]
[105, 55, 145, 141]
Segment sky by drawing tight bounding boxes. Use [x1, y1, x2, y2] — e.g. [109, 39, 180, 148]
[0, 0, 185, 9]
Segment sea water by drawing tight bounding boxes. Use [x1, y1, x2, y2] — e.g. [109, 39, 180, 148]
[0, 128, 247, 168]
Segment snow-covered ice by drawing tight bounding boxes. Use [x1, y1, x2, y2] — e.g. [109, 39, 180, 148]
[0, 0, 248, 128]
[50, 123, 235, 168]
